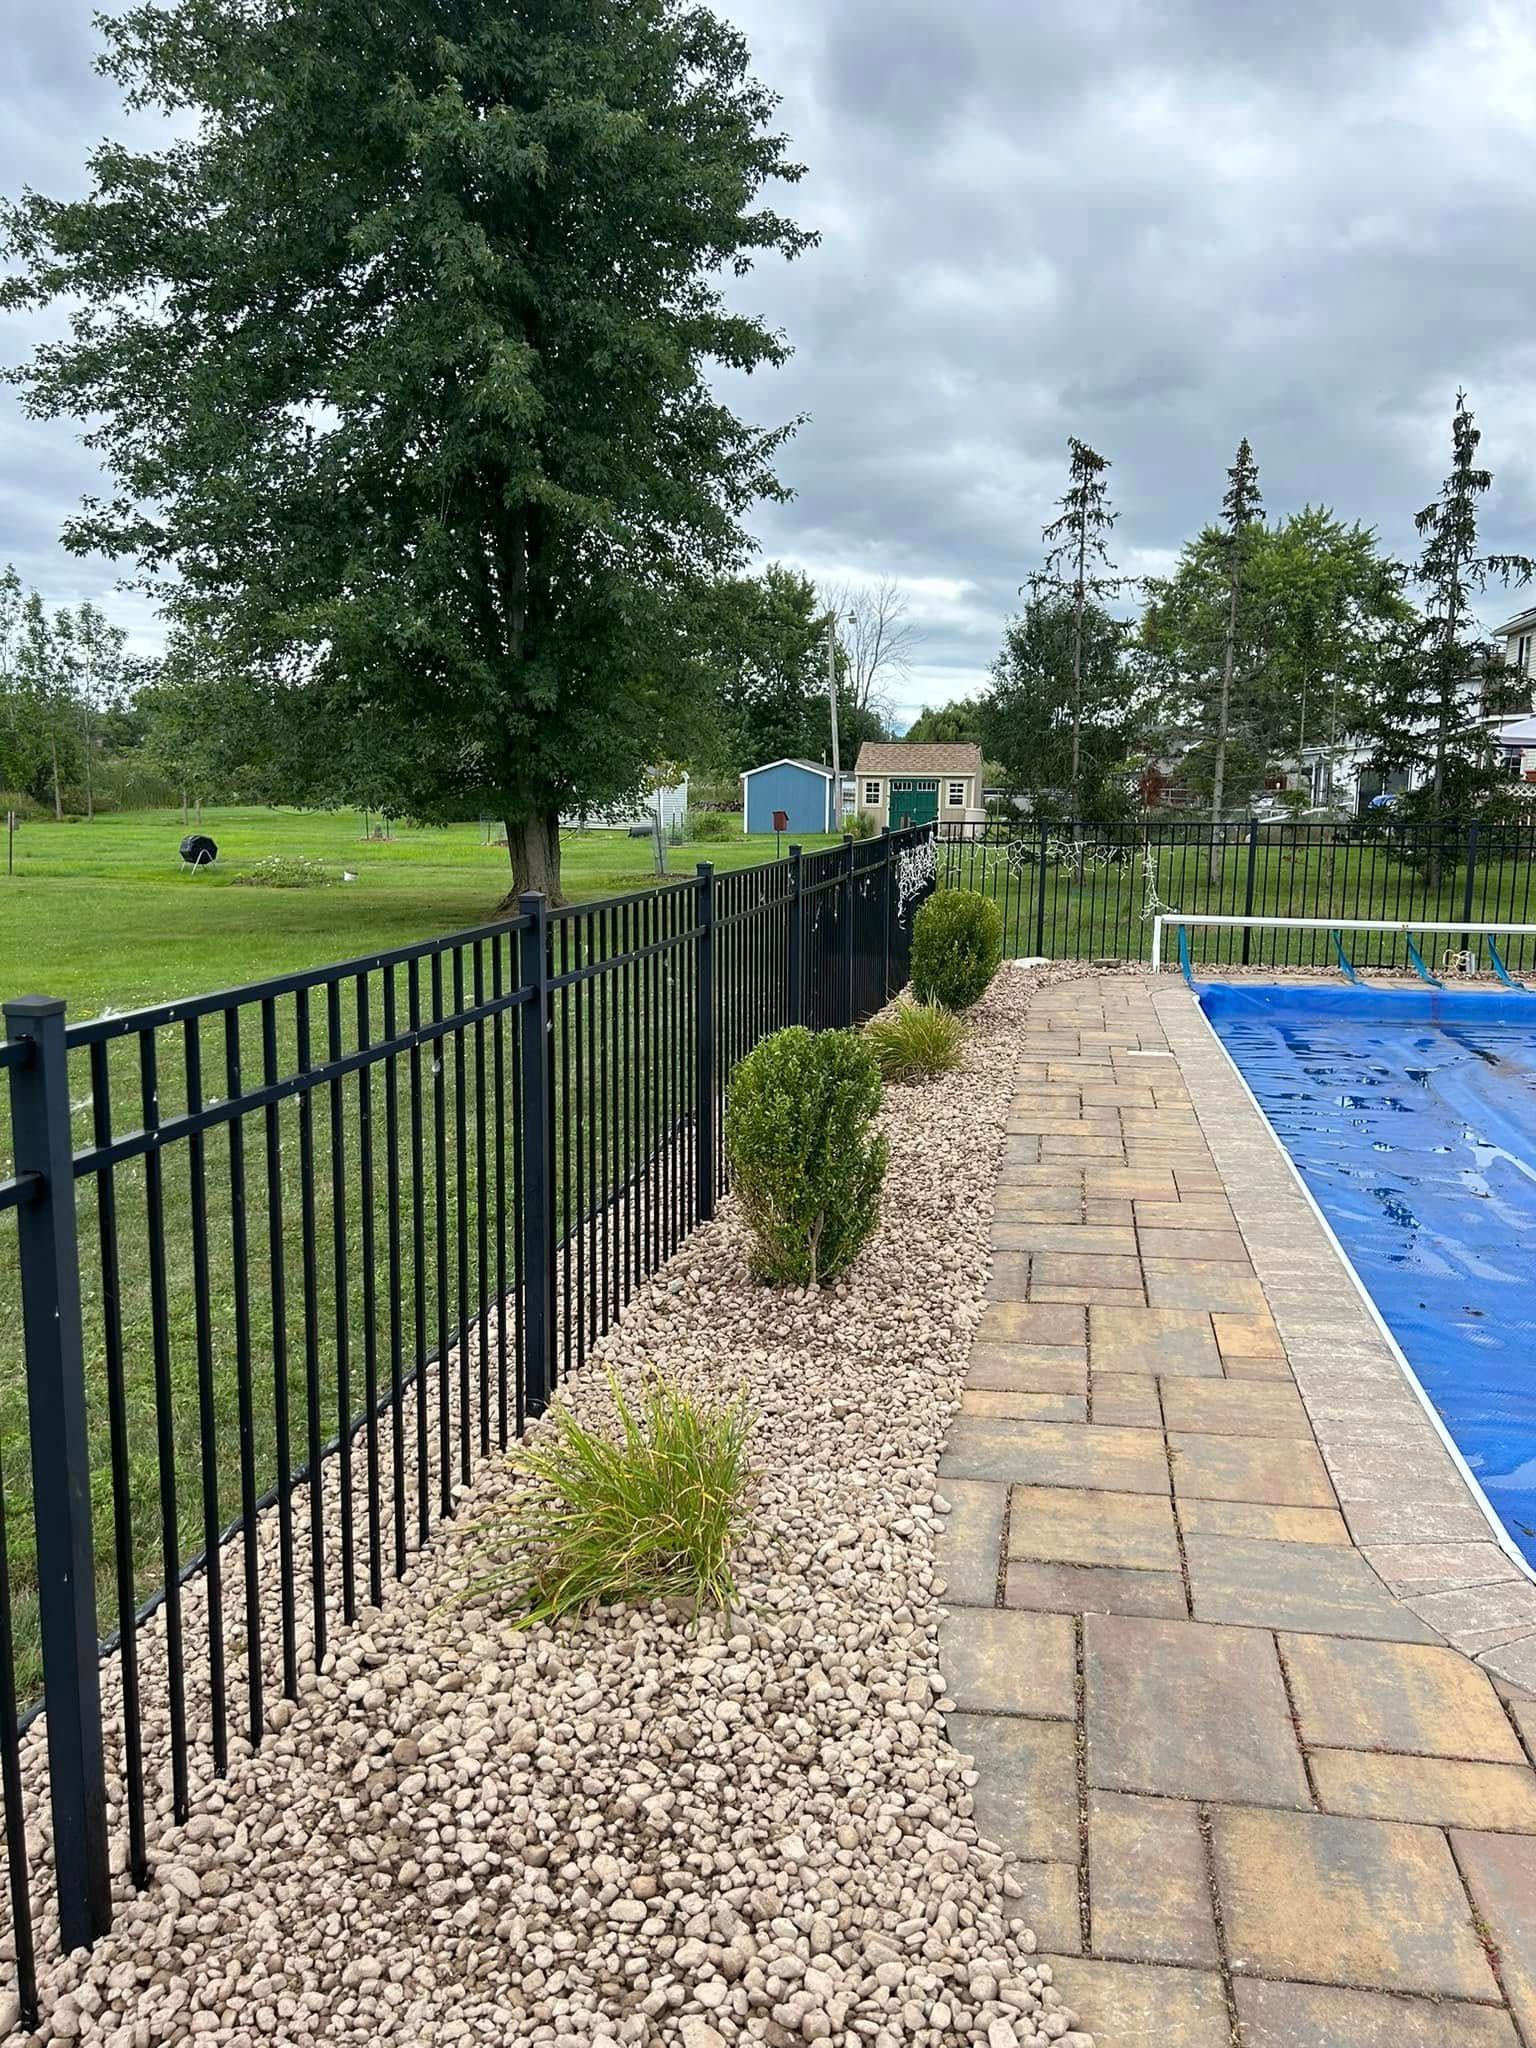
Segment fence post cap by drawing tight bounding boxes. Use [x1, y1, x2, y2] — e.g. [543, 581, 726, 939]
[4, 994, 66, 1022]
[516, 890, 545, 915]
[695, 860, 714, 878]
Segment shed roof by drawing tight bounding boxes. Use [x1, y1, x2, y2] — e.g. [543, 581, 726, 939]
[739, 757, 835, 781]
[854, 741, 983, 777]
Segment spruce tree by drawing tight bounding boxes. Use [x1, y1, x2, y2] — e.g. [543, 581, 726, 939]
[1366, 391, 1531, 863]
[1209, 438, 1264, 838]
[1029, 440, 1133, 809]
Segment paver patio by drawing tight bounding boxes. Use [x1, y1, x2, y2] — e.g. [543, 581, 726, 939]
[937, 973, 1536, 2048]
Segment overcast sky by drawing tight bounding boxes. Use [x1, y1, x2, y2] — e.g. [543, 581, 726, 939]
[4, 0, 1536, 726]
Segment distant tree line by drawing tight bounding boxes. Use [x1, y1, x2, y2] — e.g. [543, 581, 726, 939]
[916, 393, 1533, 838]
[0, 568, 153, 818]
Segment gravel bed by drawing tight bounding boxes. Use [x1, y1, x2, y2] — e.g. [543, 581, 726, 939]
[19, 962, 1097, 2048]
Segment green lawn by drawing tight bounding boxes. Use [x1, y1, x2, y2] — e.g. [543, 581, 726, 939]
[0, 805, 834, 1018]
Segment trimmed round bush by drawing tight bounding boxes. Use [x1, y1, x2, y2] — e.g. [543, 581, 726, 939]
[724, 1026, 888, 1286]
[688, 807, 733, 842]
[911, 888, 1003, 1010]
[864, 999, 963, 1084]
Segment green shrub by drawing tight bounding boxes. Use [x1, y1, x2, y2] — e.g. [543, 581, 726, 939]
[865, 999, 963, 1083]
[488, 1371, 753, 1626]
[687, 807, 733, 843]
[912, 888, 1003, 1010]
[843, 809, 877, 841]
[725, 1026, 888, 1285]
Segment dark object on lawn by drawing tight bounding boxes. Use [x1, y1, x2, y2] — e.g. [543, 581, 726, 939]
[627, 823, 652, 838]
[179, 834, 218, 867]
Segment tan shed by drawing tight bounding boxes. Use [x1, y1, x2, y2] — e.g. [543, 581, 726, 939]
[852, 742, 985, 834]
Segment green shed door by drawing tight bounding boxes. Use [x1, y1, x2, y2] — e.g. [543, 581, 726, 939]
[889, 778, 939, 826]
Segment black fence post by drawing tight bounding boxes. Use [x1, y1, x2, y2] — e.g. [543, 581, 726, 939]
[842, 834, 856, 1027]
[1462, 821, 1480, 949]
[516, 895, 554, 1418]
[880, 826, 893, 1001]
[1241, 819, 1259, 966]
[695, 863, 716, 1222]
[4, 996, 112, 1951]
[787, 845, 804, 1027]
[1035, 821, 1049, 958]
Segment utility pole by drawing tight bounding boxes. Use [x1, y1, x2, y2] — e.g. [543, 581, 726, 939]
[826, 613, 841, 829]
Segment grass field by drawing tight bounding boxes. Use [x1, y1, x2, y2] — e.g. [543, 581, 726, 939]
[0, 805, 836, 1018]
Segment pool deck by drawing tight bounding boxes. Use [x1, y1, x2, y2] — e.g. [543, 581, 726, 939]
[938, 970, 1536, 2048]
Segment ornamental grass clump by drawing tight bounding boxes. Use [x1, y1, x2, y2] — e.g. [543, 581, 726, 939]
[492, 1371, 753, 1626]
[911, 887, 1003, 1010]
[725, 1025, 887, 1285]
[865, 999, 963, 1084]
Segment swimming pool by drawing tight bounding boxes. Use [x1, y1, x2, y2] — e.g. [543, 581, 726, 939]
[1200, 983, 1536, 1568]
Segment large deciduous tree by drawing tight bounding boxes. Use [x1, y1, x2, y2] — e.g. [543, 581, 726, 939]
[1028, 439, 1134, 804]
[2, 0, 813, 901]
[703, 565, 835, 775]
[904, 696, 985, 746]
[1364, 391, 1532, 856]
[821, 576, 922, 737]
[1143, 499, 1408, 823]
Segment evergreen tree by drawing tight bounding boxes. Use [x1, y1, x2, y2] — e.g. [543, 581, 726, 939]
[1210, 438, 1264, 834]
[1364, 391, 1532, 854]
[1028, 440, 1133, 804]
[2, 0, 812, 901]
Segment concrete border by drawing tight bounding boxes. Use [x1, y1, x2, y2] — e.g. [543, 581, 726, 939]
[1154, 979, 1536, 1690]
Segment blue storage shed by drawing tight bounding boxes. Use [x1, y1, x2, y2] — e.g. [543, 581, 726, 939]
[740, 757, 837, 835]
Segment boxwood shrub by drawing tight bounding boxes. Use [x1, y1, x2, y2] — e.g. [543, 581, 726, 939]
[911, 888, 1003, 1010]
[724, 1026, 887, 1286]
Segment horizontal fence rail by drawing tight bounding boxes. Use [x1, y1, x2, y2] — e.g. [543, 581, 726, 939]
[0, 824, 936, 2030]
[938, 818, 1536, 974]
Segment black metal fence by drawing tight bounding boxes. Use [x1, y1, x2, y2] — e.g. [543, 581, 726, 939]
[939, 818, 1536, 971]
[0, 823, 933, 2029]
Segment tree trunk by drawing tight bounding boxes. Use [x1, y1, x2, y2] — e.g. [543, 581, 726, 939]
[1069, 543, 1086, 806]
[50, 737, 62, 821]
[1208, 580, 1238, 883]
[499, 812, 563, 908]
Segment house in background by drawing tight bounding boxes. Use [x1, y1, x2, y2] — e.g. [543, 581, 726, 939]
[563, 774, 689, 835]
[739, 757, 838, 835]
[853, 741, 985, 831]
[1497, 604, 1536, 696]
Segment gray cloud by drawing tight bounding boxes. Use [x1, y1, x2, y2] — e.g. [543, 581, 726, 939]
[4, 0, 1536, 713]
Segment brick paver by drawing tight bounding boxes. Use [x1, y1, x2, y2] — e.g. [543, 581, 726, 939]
[937, 973, 1536, 2046]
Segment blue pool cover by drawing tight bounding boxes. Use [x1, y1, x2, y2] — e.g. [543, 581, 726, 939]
[1200, 982, 1536, 1566]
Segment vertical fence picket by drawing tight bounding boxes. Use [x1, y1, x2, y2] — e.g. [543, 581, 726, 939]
[518, 896, 554, 1419]
[696, 865, 717, 1222]
[787, 846, 804, 1026]
[3, 997, 111, 1951]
